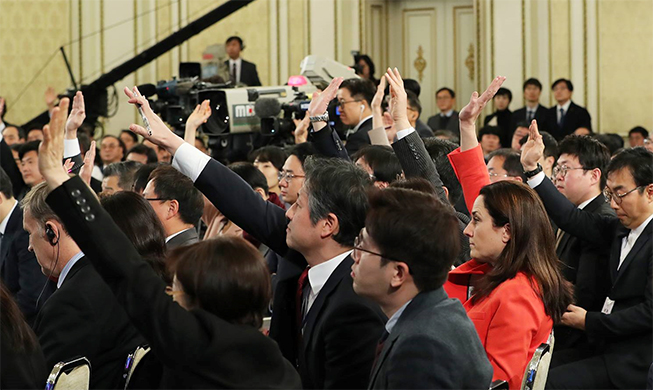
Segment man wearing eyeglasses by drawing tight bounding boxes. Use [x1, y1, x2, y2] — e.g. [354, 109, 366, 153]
[337, 78, 376, 156]
[521, 123, 653, 390]
[547, 135, 615, 351]
[351, 188, 492, 389]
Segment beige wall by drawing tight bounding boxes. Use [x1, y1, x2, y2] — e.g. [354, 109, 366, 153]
[1, 0, 651, 136]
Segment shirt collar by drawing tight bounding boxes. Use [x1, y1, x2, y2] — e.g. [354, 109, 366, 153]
[166, 227, 193, 243]
[526, 104, 539, 112]
[557, 100, 572, 112]
[385, 299, 413, 334]
[0, 200, 18, 235]
[577, 195, 598, 210]
[441, 109, 454, 117]
[352, 115, 374, 133]
[229, 58, 242, 65]
[628, 212, 653, 240]
[307, 250, 353, 298]
[57, 252, 85, 289]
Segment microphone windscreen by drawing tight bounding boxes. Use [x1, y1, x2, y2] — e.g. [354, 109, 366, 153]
[254, 98, 281, 118]
[136, 83, 157, 98]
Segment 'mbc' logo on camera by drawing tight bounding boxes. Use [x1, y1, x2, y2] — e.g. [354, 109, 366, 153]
[233, 104, 256, 118]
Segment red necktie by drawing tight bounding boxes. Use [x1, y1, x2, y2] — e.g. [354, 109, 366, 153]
[296, 267, 310, 328]
[372, 331, 390, 369]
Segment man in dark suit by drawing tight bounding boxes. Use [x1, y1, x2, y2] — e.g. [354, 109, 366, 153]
[354, 188, 492, 389]
[548, 136, 615, 350]
[224, 36, 261, 87]
[511, 78, 549, 133]
[521, 128, 653, 390]
[426, 87, 460, 138]
[21, 181, 144, 389]
[338, 78, 376, 156]
[143, 165, 202, 249]
[546, 79, 592, 140]
[0, 168, 54, 326]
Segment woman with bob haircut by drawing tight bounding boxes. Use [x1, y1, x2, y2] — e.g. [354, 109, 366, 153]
[443, 76, 573, 388]
[34, 100, 301, 388]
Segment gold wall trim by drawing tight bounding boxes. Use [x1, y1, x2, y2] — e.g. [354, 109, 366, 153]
[521, 0, 525, 80]
[79, 0, 83, 82]
[475, 0, 481, 94]
[307, 0, 312, 54]
[567, 0, 571, 78]
[276, 0, 281, 84]
[490, 0, 494, 79]
[359, 0, 364, 52]
[583, 0, 587, 106]
[595, 0, 600, 133]
[334, 0, 338, 61]
[548, 0, 552, 106]
[178, 0, 182, 62]
[134, 0, 139, 124]
[100, 0, 105, 74]
[453, 5, 473, 97]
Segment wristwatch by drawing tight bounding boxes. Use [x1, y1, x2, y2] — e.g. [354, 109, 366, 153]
[309, 112, 329, 123]
[523, 163, 543, 178]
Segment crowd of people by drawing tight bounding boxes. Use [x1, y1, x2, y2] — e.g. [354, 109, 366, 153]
[1, 54, 652, 390]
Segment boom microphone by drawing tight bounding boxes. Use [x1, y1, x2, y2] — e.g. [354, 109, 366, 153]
[254, 98, 282, 118]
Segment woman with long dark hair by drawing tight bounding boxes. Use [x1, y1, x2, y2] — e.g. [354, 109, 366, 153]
[1, 282, 48, 389]
[438, 76, 573, 388]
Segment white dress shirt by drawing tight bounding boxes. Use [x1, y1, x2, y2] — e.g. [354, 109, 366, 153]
[0, 200, 18, 235]
[525, 104, 540, 121]
[57, 251, 85, 288]
[556, 100, 572, 124]
[385, 299, 412, 334]
[305, 250, 353, 312]
[619, 213, 653, 270]
[165, 227, 194, 243]
[228, 58, 242, 83]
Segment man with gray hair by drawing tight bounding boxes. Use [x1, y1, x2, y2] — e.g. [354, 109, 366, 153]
[101, 160, 142, 195]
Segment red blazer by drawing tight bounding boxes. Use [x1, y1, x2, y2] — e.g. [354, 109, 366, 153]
[445, 145, 553, 389]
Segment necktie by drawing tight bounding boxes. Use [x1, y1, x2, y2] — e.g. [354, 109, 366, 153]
[558, 107, 565, 126]
[618, 232, 636, 269]
[296, 267, 311, 328]
[440, 115, 450, 128]
[231, 62, 237, 84]
[372, 330, 390, 369]
[527, 109, 534, 122]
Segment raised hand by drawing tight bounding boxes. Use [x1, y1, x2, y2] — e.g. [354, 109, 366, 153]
[185, 100, 211, 144]
[124, 86, 184, 155]
[45, 86, 57, 110]
[293, 115, 310, 144]
[307, 77, 343, 132]
[0, 97, 5, 119]
[79, 140, 96, 186]
[65, 91, 86, 137]
[39, 98, 71, 189]
[383, 67, 410, 131]
[371, 77, 387, 131]
[520, 119, 545, 171]
[459, 76, 506, 124]
[63, 158, 74, 172]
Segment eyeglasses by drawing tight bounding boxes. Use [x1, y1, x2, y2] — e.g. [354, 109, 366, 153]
[644, 138, 652, 145]
[144, 198, 168, 202]
[488, 172, 510, 179]
[352, 234, 401, 262]
[337, 99, 363, 109]
[278, 171, 305, 183]
[603, 186, 644, 205]
[553, 165, 588, 178]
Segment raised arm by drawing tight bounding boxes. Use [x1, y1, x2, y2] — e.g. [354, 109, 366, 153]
[304, 77, 351, 160]
[447, 77, 505, 213]
[184, 99, 211, 145]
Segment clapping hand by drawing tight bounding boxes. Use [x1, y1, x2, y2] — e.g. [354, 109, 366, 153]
[39, 98, 71, 190]
[124, 86, 184, 155]
[307, 77, 343, 132]
[65, 91, 86, 138]
[520, 120, 545, 171]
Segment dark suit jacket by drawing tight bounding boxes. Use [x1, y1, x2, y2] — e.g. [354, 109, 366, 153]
[1, 205, 55, 326]
[224, 59, 262, 86]
[510, 104, 549, 132]
[166, 227, 199, 249]
[554, 194, 615, 350]
[546, 101, 592, 140]
[483, 109, 512, 148]
[190, 157, 386, 389]
[345, 117, 374, 156]
[369, 288, 493, 389]
[33, 257, 144, 389]
[46, 177, 302, 389]
[426, 111, 460, 137]
[1, 138, 26, 200]
[533, 177, 652, 389]
[414, 119, 434, 138]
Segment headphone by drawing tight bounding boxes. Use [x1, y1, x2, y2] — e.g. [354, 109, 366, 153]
[360, 104, 365, 113]
[45, 223, 58, 246]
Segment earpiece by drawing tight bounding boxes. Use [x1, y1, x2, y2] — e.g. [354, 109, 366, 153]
[45, 224, 57, 246]
[360, 104, 365, 113]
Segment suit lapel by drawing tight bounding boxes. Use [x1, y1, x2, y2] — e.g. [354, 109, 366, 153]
[302, 256, 352, 352]
[368, 333, 399, 387]
[614, 222, 652, 285]
[0, 207, 21, 270]
[610, 227, 630, 282]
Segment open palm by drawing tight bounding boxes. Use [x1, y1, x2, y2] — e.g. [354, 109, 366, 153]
[459, 76, 506, 123]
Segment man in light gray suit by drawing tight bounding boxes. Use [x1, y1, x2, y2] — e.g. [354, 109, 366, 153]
[351, 187, 492, 389]
[426, 87, 460, 138]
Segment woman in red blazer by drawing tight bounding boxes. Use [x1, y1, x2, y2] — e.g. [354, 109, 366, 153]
[443, 77, 573, 389]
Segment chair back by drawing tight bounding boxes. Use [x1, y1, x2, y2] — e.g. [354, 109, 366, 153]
[521, 330, 555, 390]
[45, 357, 91, 390]
[123, 344, 162, 389]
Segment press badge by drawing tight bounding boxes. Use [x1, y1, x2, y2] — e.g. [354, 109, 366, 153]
[601, 297, 615, 314]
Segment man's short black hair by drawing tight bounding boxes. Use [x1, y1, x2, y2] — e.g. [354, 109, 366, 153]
[251, 145, 287, 171]
[495, 87, 512, 103]
[523, 78, 542, 91]
[594, 133, 624, 156]
[128, 144, 158, 164]
[552, 78, 574, 91]
[478, 126, 502, 142]
[120, 130, 138, 144]
[406, 90, 422, 116]
[352, 145, 402, 184]
[18, 141, 40, 161]
[103, 160, 143, 191]
[487, 148, 526, 181]
[607, 147, 653, 190]
[403, 79, 421, 97]
[432, 130, 460, 145]
[133, 164, 159, 194]
[629, 126, 649, 138]
[423, 138, 463, 205]
[228, 162, 269, 194]
[303, 157, 371, 247]
[0, 168, 13, 199]
[287, 142, 318, 168]
[436, 87, 455, 99]
[226, 36, 243, 48]
[149, 165, 204, 225]
[340, 78, 376, 106]
[2, 125, 26, 139]
[558, 135, 611, 189]
[519, 131, 559, 160]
